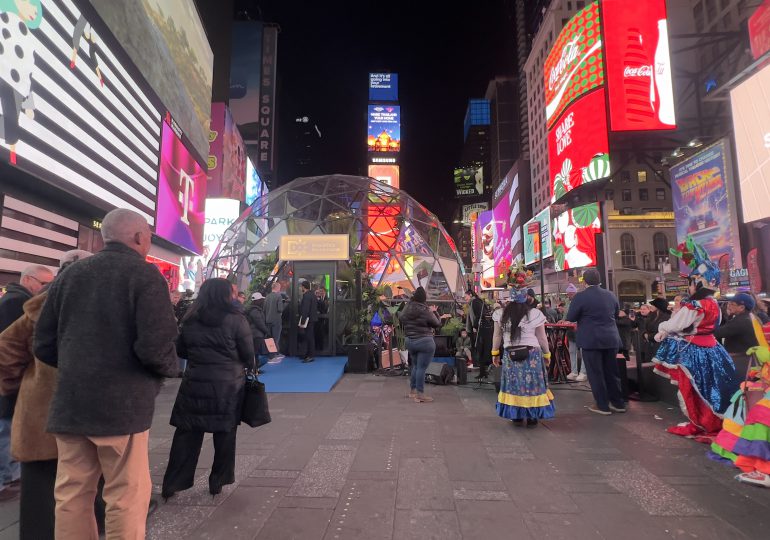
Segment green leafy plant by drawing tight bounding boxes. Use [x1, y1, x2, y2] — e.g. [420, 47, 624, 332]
[439, 316, 464, 337]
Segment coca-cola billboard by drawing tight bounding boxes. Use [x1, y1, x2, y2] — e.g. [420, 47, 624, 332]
[544, 1, 605, 129]
[602, 0, 676, 131]
[548, 89, 610, 203]
[749, 0, 770, 61]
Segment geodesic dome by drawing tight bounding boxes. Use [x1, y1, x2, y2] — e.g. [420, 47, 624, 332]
[207, 174, 467, 301]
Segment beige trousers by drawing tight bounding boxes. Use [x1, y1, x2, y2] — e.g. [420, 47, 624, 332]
[54, 430, 151, 540]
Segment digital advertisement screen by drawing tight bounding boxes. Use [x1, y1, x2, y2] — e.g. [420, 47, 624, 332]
[0, 0, 162, 225]
[368, 164, 400, 188]
[552, 203, 602, 272]
[203, 198, 241, 265]
[90, 0, 214, 162]
[245, 158, 263, 206]
[369, 73, 398, 102]
[749, 0, 770, 60]
[492, 190, 513, 287]
[523, 207, 553, 266]
[603, 0, 676, 131]
[548, 89, 610, 203]
[367, 105, 400, 152]
[207, 104, 247, 201]
[229, 21, 263, 126]
[156, 121, 206, 254]
[462, 203, 488, 225]
[454, 165, 484, 197]
[730, 63, 770, 223]
[367, 204, 400, 253]
[477, 210, 496, 290]
[544, 1, 604, 129]
[670, 140, 742, 271]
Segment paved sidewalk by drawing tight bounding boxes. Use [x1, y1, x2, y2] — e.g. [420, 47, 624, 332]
[2, 373, 770, 539]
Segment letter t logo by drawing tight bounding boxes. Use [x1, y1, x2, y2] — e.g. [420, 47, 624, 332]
[178, 170, 194, 225]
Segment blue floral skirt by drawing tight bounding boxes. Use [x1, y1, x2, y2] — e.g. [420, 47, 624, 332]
[496, 347, 555, 420]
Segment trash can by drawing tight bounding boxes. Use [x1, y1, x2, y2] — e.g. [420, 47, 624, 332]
[454, 357, 467, 385]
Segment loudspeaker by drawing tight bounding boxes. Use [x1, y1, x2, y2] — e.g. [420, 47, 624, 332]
[425, 362, 453, 385]
[346, 344, 370, 373]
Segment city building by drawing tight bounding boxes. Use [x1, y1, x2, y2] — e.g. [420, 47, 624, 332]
[484, 77, 520, 194]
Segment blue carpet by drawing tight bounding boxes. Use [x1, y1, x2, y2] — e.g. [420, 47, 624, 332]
[259, 356, 348, 393]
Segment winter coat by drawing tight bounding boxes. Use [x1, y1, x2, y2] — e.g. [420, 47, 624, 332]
[300, 290, 318, 323]
[0, 283, 32, 333]
[714, 311, 759, 355]
[264, 291, 285, 325]
[0, 292, 58, 461]
[616, 315, 634, 351]
[565, 285, 622, 350]
[170, 309, 255, 432]
[399, 301, 441, 338]
[247, 303, 269, 339]
[34, 242, 179, 436]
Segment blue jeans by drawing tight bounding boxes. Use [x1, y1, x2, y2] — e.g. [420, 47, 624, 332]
[0, 417, 19, 484]
[407, 336, 435, 393]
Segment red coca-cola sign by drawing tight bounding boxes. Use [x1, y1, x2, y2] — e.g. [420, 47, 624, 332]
[603, 0, 676, 132]
[749, 0, 770, 60]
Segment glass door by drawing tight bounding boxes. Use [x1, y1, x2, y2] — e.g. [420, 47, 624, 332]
[291, 262, 336, 356]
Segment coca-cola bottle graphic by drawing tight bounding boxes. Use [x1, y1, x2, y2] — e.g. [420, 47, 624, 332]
[622, 26, 655, 126]
[655, 19, 676, 126]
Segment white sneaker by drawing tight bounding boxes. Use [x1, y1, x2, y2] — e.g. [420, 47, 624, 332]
[566, 373, 578, 381]
[575, 373, 588, 382]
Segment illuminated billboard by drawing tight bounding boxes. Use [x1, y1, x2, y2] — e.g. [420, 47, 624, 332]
[462, 203, 488, 225]
[454, 165, 484, 197]
[749, 0, 770, 60]
[156, 121, 207, 254]
[492, 187, 513, 287]
[367, 105, 400, 152]
[731, 63, 770, 223]
[245, 158, 263, 206]
[603, 0, 675, 131]
[368, 165, 400, 188]
[208, 103, 246, 201]
[0, 0, 162, 225]
[369, 73, 398, 102]
[549, 89, 610, 203]
[203, 198, 241, 264]
[90, 0, 214, 162]
[670, 140, 742, 270]
[544, 1, 604, 129]
[552, 203, 601, 272]
[523, 208, 553, 266]
[477, 210, 496, 290]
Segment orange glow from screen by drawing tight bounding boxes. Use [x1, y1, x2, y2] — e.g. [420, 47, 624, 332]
[368, 165, 400, 188]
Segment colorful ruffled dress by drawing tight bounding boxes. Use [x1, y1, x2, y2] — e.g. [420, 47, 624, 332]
[652, 295, 739, 436]
[709, 319, 770, 486]
[492, 308, 555, 420]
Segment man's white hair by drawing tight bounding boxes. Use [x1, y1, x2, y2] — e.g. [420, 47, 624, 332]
[59, 249, 92, 267]
[20, 264, 53, 278]
[101, 208, 148, 244]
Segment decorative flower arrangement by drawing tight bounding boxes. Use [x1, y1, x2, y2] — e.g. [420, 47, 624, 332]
[506, 261, 535, 290]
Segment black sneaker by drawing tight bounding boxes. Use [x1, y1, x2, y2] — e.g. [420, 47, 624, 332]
[302, 357, 315, 363]
[526, 418, 538, 428]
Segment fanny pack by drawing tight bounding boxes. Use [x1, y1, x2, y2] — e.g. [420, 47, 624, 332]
[505, 345, 531, 362]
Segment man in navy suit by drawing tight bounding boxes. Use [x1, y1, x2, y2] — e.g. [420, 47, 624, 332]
[565, 268, 625, 415]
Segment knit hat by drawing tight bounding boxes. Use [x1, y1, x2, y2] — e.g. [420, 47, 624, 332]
[731, 293, 756, 311]
[583, 268, 601, 286]
[566, 283, 578, 294]
[650, 298, 670, 313]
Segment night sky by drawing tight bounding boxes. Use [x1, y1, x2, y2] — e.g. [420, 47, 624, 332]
[240, 1, 518, 223]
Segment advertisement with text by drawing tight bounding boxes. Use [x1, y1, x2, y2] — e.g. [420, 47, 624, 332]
[367, 105, 401, 152]
[552, 203, 601, 272]
[523, 208, 553, 266]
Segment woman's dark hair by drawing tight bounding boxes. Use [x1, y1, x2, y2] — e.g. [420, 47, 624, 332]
[500, 301, 532, 342]
[183, 278, 238, 323]
[412, 286, 427, 303]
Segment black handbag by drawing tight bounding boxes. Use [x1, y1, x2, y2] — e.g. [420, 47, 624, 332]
[505, 345, 531, 362]
[241, 371, 271, 427]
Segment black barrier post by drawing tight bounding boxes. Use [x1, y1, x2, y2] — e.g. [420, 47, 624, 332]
[628, 329, 658, 402]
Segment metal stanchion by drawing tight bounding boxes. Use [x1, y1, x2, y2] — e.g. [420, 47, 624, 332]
[628, 329, 658, 402]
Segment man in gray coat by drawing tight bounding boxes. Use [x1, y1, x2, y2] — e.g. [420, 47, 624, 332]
[264, 281, 286, 359]
[34, 208, 179, 539]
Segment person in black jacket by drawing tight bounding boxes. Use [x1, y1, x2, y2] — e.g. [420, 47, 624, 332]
[646, 298, 671, 359]
[464, 290, 493, 379]
[399, 287, 441, 402]
[297, 281, 318, 363]
[714, 293, 759, 355]
[247, 293, 270, 372]
[162, 278, 255, 499]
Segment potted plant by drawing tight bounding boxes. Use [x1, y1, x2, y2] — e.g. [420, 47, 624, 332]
[343, 254, 377, 373]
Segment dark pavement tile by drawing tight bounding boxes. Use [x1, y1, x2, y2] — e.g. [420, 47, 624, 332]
[572, 492, 673, 540]
[186, 486, 283, 539]
[671, 483, 770, 538]
[442, 441, 501, 482]
[278, 497, 338, 509]
[256, 433, 323, 471]
[322, 479, 396, 540]
[396, 457, 454, 511]
[393, 510, 462, 540]
[254, 507, 333, 540]
[455, 500, 531, 539]
[658, 516, 749, 539]
[522, 512, 603, 539]
[347, 470, 398, 481]
[499, 462, 580, 514]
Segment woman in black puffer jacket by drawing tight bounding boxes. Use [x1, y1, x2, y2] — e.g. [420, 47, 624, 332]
[162, 278, 255, 498]
[399, 287, 442, 403]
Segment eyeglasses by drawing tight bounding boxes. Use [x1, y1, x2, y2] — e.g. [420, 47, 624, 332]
[28, 275, 52, 286]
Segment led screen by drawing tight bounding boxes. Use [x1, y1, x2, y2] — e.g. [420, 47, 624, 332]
[454, 165, 484, 197]
[552, 203, 601, 272]
[477, 210, 496, 290]
[670, 140, 742, 271]
[492, 189, 513, 287]
[544, 1, 604, 129]
[208, 103, 246, 201]
[749, 0, 770, 60]
[203, 198, 240, 265]
[245, 157, 263, 206]
[462, 203, 488, 225]
[548, 89, 610, 203]
[367, 105, 400, 152]
[368, 164, 400, 188]
[156, 121, 206, 254]
[523, 208, 553, 266]
[603, 0, 675, 131]
[0, 0, 162, 225]
[90, 0, 213, 161]
[369, 73, 398, 102]
[730, 63, 770, 223]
